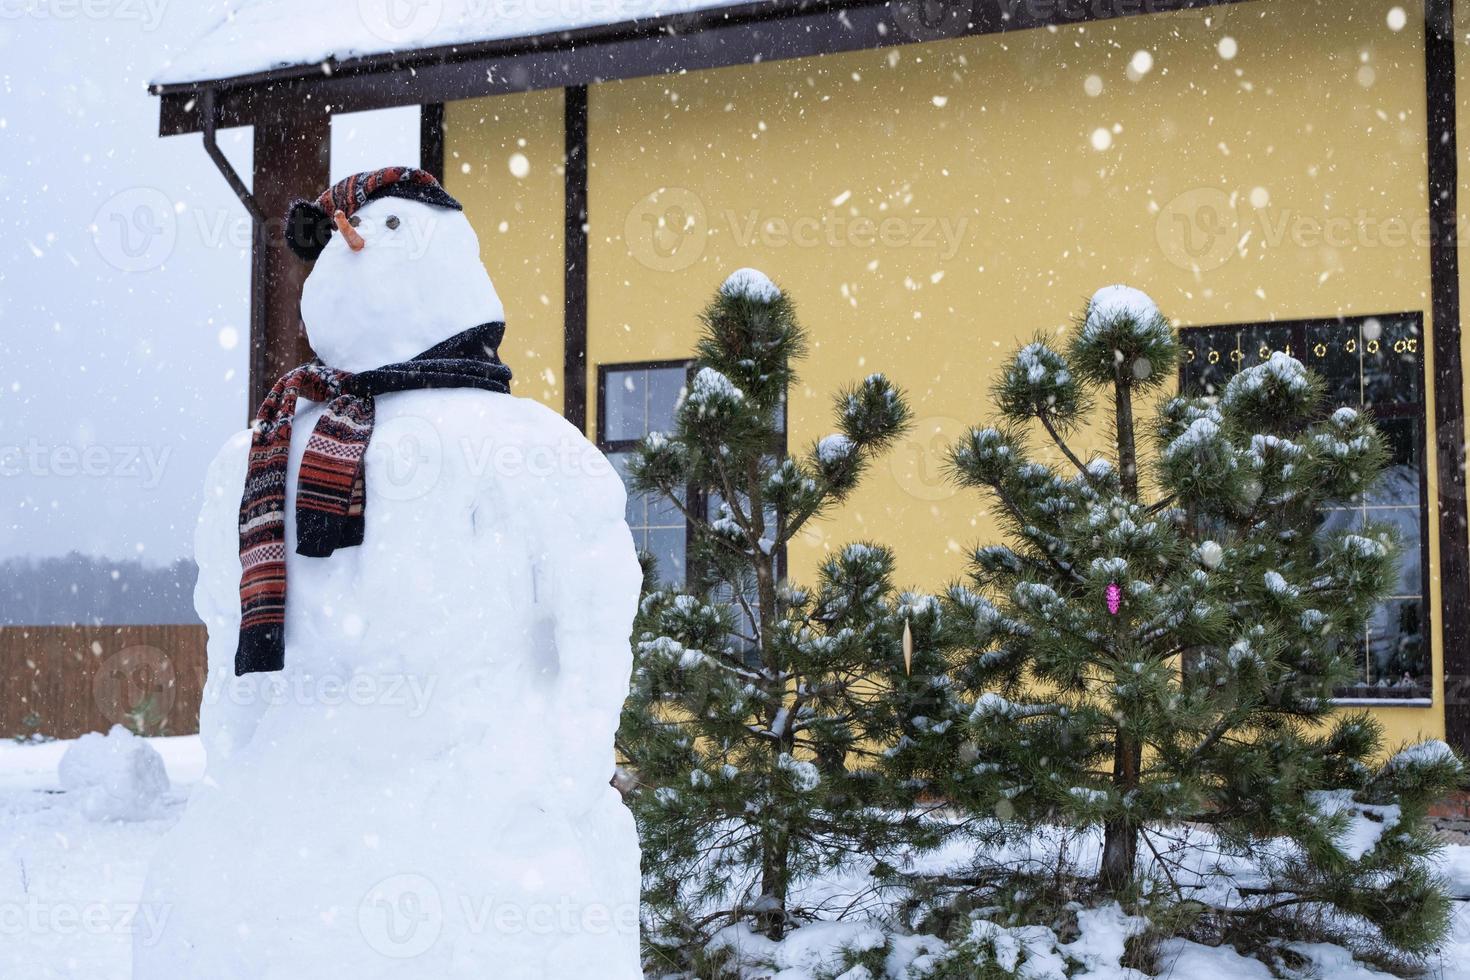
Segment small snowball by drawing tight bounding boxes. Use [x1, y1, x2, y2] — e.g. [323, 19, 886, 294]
[58, 725, 170, 822]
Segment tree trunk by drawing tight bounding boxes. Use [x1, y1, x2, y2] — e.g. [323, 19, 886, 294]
[1113, 368, 1139, 501]
[1100, 366, 1142, 892]
[1100, 735, 1142, 892]
[748, 455, 790, 940]
[758, 825, 791, 940]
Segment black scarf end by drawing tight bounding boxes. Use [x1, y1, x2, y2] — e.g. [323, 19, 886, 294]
[236, 626, 285, 676]
[295, 511, 364, 558]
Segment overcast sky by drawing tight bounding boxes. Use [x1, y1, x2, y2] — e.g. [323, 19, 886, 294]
[0, 1, 417, 564]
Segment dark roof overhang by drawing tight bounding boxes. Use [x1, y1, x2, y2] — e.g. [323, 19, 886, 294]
[150, 0, 1251, 135]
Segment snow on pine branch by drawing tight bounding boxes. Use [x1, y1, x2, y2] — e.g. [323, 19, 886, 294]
[688, 366, 744, 408]
[721, 267, 782, 302]
[1081, 284, 1164, 342]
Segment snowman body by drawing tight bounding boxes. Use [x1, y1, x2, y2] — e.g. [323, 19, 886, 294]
[134, 197, 642, 979]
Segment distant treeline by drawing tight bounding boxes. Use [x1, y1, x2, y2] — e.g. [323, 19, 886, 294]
[0, 553, 200, 626]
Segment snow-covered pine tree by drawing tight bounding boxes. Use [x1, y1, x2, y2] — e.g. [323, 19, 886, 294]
[918, 285, 1464, 963]
[617, 269, 938, 954]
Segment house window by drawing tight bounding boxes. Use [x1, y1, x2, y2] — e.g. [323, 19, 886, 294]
[597, 361, 788, 656]
[598, 362, 692, 589]
[1178, 314, 1430, 702]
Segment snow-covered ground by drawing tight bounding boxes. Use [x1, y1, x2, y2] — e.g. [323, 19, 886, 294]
[4, 733, 1470, 980]
[0, 735, 203, 979]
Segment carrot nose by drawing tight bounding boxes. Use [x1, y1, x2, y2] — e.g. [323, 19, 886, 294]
[333, 210, 366, 252]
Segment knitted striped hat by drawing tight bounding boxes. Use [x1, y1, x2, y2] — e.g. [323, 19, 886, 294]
[285, 166, 462, 262]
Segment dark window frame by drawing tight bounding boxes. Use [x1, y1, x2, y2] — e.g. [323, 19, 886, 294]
[595, 358, 694, 452]
[597, 359, 698, 590]
[1177, 312, 1432, 705]
[595, 359, 791, 592]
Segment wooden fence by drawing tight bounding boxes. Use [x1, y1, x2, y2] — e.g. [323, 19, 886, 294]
[1, 624, 207, 739]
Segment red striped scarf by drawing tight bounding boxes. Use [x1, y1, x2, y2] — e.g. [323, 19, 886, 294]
[236, 322, 512, 675]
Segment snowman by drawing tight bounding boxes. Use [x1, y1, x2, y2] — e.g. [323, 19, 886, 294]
[134, 168, 643, 979]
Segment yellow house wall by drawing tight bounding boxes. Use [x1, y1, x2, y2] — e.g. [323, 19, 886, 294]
[576, 0, 1444, 746]
[445, 90, 567, 411]
[437, 0, 1446, 747]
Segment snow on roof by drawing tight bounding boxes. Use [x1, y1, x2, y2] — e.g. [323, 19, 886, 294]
[152, 0, 768, 87]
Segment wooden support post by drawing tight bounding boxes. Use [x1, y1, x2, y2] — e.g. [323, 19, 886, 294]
[421, 103, 446, 183]
[1425, 0, 1470, 755]
[248, 101, 331, 416]
[563, 86, 589, 433]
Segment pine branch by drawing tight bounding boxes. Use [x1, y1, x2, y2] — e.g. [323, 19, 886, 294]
[701, 433, 755, 538]
[986, 481, 1085, 585]
[646, 473, 751, 564]
[1140, 828, 1189, 904]
[783, 478, 843, 546]
[1037, 408, 1095, 483]
[1186, 710, 1252, 768]
[728, 584, 762, 640]
[1145, 494, 1177, 516]
[695, 650, 769, 685]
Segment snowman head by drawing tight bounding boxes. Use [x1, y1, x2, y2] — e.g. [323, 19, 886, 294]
[287, 167, 505, 373]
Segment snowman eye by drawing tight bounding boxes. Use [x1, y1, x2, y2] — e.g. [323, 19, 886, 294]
[348, 215, 362, 228]
[386, 215, 400, 230]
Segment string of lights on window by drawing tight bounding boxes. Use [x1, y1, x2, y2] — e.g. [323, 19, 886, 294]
[1181, 336, 1419, 365]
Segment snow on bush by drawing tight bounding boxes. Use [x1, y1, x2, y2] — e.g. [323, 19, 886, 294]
[817, 432, 856, 464]
[1386, 739, 1460, 773]
[1306, 790, 1402, 862]
[1221, 350, 1310, 415]
[1013, 342, 1071, 386]
[1083, 284, 1161, 335]
[57, 725, 170, 822]
[778, 751, 822, 792]
[941, 902, 1147, 979]
[710, 919, 890, 977]
[687, 366, 744, 410]
[722, 266, 782, 302]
